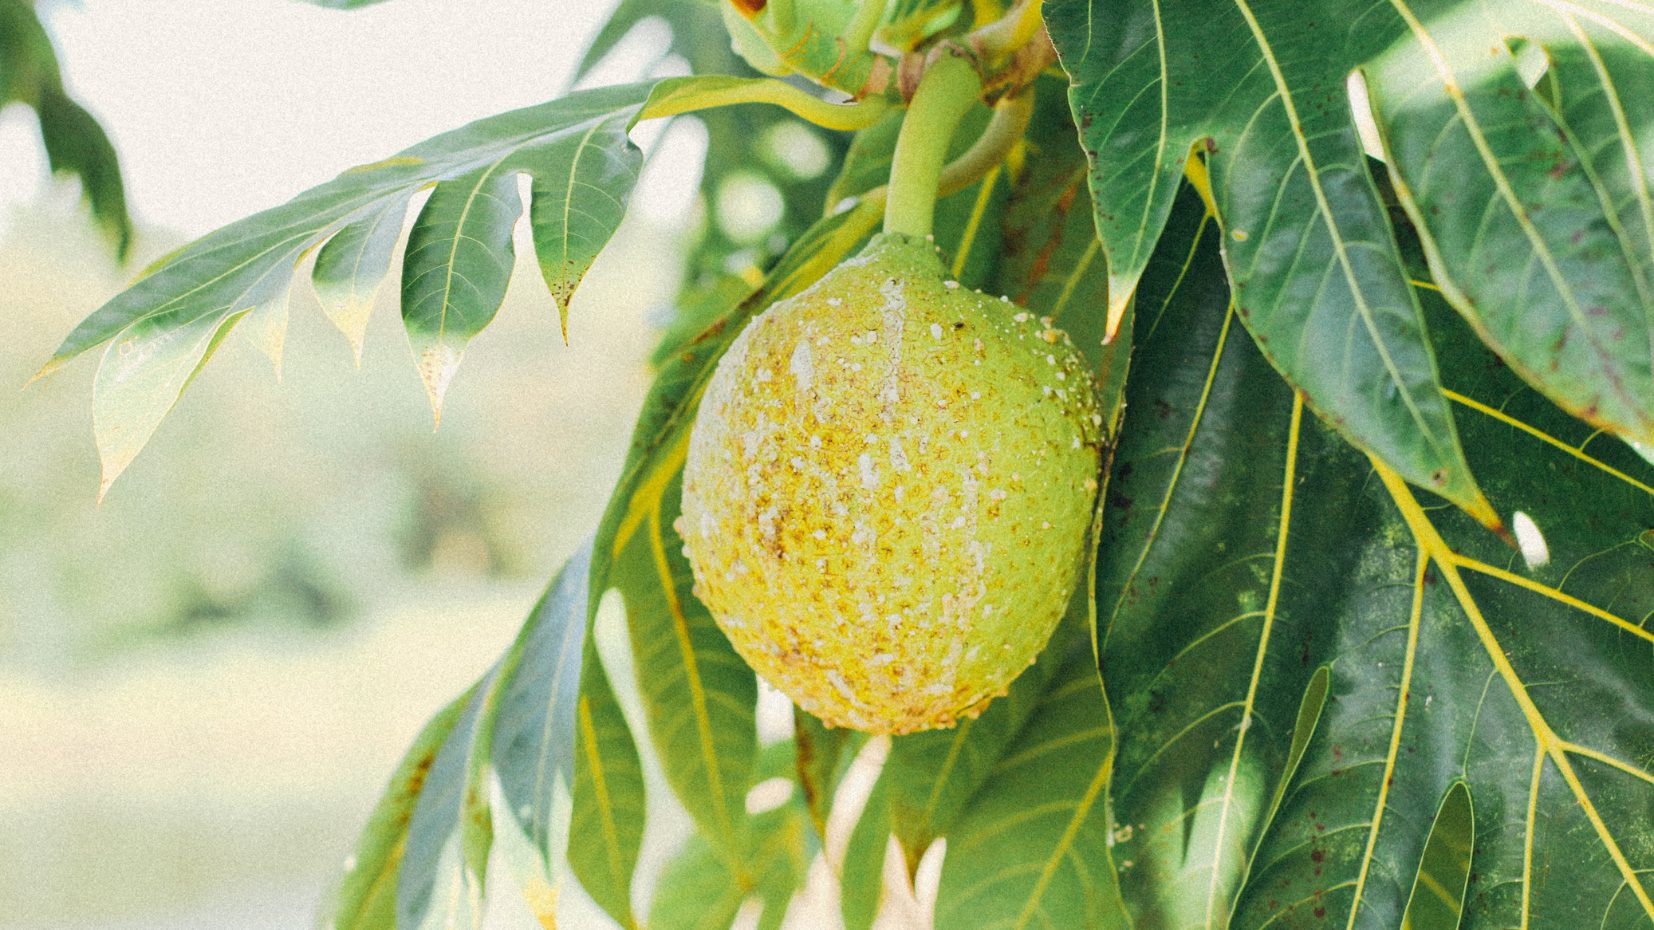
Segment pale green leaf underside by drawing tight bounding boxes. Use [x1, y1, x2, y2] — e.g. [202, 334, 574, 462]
[323, 687, 474, 930]
[48, 80, 654, 492]
[490, 540, 596, 870]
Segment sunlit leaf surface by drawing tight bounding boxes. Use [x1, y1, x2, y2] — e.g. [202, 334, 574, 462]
[1045, 0, 1654, 523]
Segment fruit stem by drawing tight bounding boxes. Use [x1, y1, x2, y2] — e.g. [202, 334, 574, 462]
[853, 86, 1031, 215]
[968, 0, 1045, 63]
[843, 0, 887, 55]
[935, 86, 1032, 197]
[883, 49, 983, 239]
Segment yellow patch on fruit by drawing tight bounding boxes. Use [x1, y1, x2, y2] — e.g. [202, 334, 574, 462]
[680, 233, 1103, 734]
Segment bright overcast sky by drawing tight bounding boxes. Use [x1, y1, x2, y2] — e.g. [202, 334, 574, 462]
[0, 0, 652, 239]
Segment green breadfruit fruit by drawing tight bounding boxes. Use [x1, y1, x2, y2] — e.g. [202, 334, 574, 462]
[680, 232, 1103, 734]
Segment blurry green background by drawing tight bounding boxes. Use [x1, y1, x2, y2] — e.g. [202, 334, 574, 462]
[0, 1, 714, 927]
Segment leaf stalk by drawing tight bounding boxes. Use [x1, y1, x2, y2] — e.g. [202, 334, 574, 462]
[637, 77, 893, 131]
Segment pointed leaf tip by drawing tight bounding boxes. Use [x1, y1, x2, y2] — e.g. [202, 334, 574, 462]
[1103, 280, 1135, 344]
[243, 298, 290, 378]
[416, 343, 463, 429]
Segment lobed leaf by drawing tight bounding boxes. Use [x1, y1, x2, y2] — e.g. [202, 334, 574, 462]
[1045, 0, 1494, 525]
[1365, 2, 1654, 448]
[1094, 182, 1654, 930]
[46, 81, 654, 492]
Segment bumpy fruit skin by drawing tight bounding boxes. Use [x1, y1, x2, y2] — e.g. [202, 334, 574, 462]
[680, 233, 1103, 734]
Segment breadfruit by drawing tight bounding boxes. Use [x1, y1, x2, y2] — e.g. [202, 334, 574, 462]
[679, 232, 1103, 734]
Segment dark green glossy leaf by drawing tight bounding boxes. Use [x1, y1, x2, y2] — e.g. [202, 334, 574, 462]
[993, 76, 1132, 429]
[1045, 0, 1493, 524]
[1398, 783, 1473, 930]
[1094, 184, 1654, 930]
[1366, 4, 1654, 447]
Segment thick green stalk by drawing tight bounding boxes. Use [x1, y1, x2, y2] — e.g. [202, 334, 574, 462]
[882, 51, 983, 239]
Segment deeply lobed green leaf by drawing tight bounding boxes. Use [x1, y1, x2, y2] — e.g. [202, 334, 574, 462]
[46, 81, 654, 493]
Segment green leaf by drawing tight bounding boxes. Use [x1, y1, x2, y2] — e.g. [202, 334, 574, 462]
[992, 76, 1133, 430]
[401, 168, 523, 418]
[932, 645, 1127, 930]
[397, 607, 559, 930]
[298, 0, 394, 7]
[611, 472, 756, 857]
[36, 89, 132, 259]
[527, 103, 642, 338]
[396, 674, 500, 930]
[1398, 783, 1473, 930]
[646, 792, 815, 930]
[45, 81, 654, 491]
[1045, 0, 1496, 526]
[323, 688, 474, 930]
[1095, 185, 1654, 929]
[574, 0, 728, 84]
[883, 602, 1081, 868]
[840, 776, 892, 930]
[793, 710, 855, 839]
[1365, 4, 1654, 447]
[312, 193, 411, 364]
[574, 0, 852, 320]
[0, 0, 131, 259]
[647, 834, 747, 930]
[877, 0, 964, 51]
[490, 540, 596, 874]
[568, 637, 647, 930]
